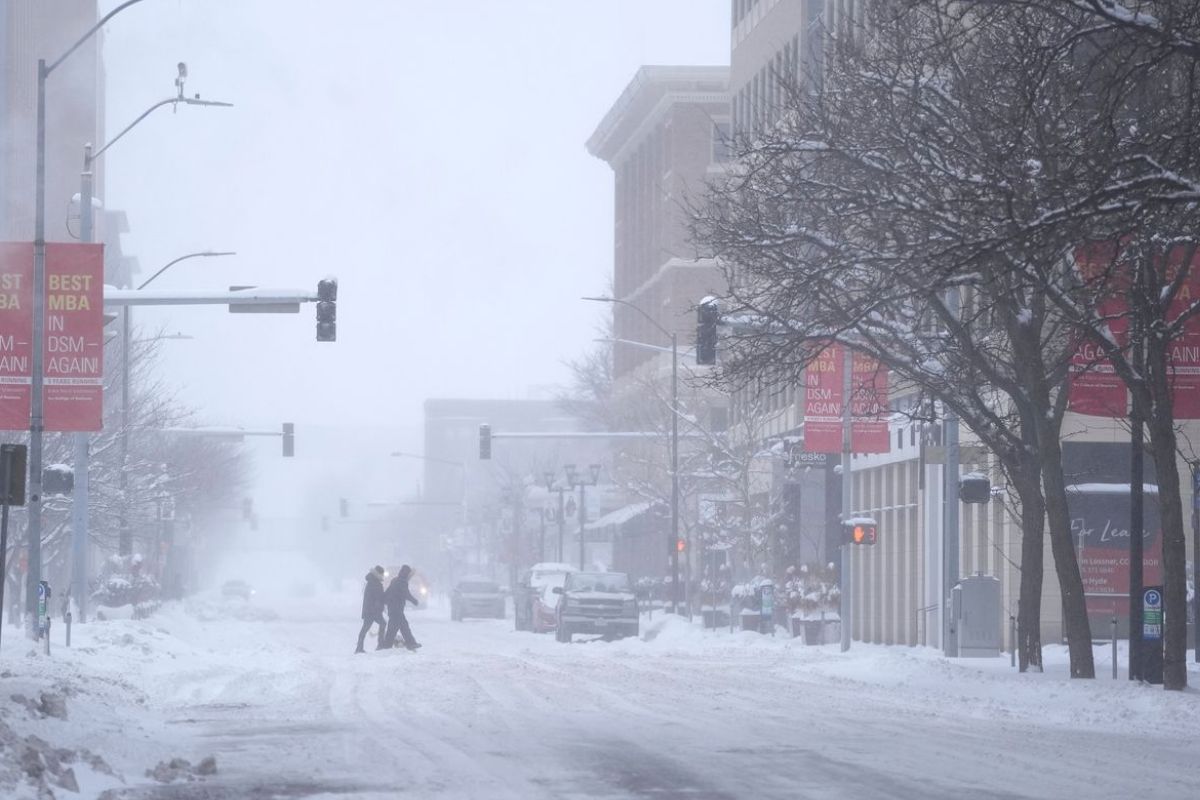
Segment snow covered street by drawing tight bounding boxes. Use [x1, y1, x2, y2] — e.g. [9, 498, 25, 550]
[2, 589, 1198, 799]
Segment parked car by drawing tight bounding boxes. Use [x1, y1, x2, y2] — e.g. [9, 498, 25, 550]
[554, 571, 638, 642]
[514, 562, 577, 632]
[221, 579, 254, 600]
[450, 576, 505, 621]
[531, 573, 572, 633]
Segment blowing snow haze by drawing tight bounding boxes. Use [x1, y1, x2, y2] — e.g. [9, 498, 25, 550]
[95, 0, 729, 517]
[2, 1, 1200, 798]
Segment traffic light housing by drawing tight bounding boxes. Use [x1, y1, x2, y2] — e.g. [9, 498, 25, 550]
[339, 497, 350, 518]
[479, 423, 491, 460]
[696, 297, 719, 366]
[960, 474, 991, 504]
[316, 278, 337, 342]
[843, 519, 878, 546]
[0, 444, 27, 506]
[42, 465, 74, 496]
[282, 422, 295, 457]
[676, 538, 686, 553]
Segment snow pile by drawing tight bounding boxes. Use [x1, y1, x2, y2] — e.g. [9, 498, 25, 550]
[0, 602, 241, 799]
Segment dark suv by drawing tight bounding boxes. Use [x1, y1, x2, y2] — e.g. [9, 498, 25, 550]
[553, 571, 638, 642]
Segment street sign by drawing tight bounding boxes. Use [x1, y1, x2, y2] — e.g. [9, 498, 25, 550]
[924, 445, 989, 464]
[1142, 587, 1163, 641]
[37, 580, 49, 636]
[0, 242, 104, 431]
[1139, 585, 1164, 684]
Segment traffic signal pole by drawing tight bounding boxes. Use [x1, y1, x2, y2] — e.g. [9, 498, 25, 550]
[840, 345, 853, 652]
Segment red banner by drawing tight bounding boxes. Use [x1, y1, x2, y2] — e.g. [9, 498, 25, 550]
[0, 243, 34, 430]
[1069, 244, 1200, 418]
[802, 344, 843, 453]
[803, 344, 891, 454]
[44, 243, 104, 431]
[0, 242, 104, 432]
[850, 350, 889, 453]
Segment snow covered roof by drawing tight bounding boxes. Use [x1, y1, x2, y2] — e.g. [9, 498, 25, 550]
[585, 501, 658, 531]
[529, 563, 577, 573]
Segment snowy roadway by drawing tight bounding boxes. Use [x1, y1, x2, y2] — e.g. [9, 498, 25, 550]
[3, 591, 1199, 799]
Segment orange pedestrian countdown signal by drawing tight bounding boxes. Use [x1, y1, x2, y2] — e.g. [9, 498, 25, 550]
[845, 522, 878, 546]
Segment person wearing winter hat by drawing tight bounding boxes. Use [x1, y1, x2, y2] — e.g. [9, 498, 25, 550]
[355, 565, 387, 653]
[383, 564, 422, 650]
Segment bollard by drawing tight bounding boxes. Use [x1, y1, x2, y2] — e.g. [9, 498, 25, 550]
[1111, 616, 1118, 679]
[65, 612, 71, 648]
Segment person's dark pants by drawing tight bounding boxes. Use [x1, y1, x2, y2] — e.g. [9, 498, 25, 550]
[356, 614, 385, 651]
[384, 611, 417, 648]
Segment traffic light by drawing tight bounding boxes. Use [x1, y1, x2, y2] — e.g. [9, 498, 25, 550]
[316, 278, 337, 342]
[282, 422, 295, 457]
[479, 423, 491, 460]
[696, 297, 719, 366]
[339, 497, 349, 518]
[676, 538, 686, 553]
[843, 519, 878, 546]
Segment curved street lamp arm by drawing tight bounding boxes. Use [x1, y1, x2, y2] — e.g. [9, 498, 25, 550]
[581, 296, 672, 341]
[90, 96, 235, 166]
[47, 0, 150, 76]
[138, 251, 236, 290]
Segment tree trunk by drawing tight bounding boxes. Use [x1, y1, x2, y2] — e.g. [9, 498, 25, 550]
[1038, 422, 1096, 678]
[1010, 464, 1045, 672]
[1144, 343, 1189, 690]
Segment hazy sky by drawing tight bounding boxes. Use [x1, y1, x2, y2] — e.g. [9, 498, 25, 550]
[98, 0, 728, 517]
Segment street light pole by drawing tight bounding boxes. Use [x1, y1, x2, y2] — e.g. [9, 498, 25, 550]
[29, 0, 150, 637]
[120, 252, 234, 556]
[73, 66, 232, 611]
[583, 296, 681, 614]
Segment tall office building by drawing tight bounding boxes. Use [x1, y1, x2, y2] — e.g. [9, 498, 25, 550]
[1, 1, 103, 242]
[587, 66, 729, 384]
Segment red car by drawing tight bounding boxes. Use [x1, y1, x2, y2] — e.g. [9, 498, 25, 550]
[523, 564, 576, 633]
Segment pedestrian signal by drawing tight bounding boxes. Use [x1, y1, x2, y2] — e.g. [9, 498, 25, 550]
[843, 520, 878, 546]
[676, 538, 686, 553]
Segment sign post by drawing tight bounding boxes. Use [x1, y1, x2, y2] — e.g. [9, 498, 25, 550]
[1140, 586, 1164, 684]
[1193, 464, 1199, 664]
[760, 583, 775, 636]
[37, 580, 50, 654]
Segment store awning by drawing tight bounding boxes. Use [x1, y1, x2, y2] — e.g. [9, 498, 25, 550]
[585, 501, 658, 531]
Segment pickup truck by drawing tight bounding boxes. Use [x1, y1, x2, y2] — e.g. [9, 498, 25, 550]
[553, 571, 638, 642]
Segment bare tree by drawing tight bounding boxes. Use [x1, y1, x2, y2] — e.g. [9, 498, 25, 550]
[959, 0, 1200, 692]
[688, 1, 1184, 676]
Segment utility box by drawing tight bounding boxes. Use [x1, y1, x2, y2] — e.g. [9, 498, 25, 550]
[952, 573, 1001, 657]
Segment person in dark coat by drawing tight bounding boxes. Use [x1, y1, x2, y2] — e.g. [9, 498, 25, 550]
[355, 566, 387, 653]
[383, 564, 421, 650]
